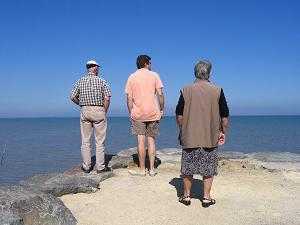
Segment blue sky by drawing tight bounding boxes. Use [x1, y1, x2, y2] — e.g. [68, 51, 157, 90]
[0, 0, 299, 117]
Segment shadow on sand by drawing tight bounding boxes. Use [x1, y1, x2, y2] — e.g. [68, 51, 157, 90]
[89, 150, 162, 171]
[90, 154, 115, 170]
[132, 151, 161, 170]
[169, 177, 204, 200]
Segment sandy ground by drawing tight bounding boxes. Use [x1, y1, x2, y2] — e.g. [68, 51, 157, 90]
[60, 161, 300, 225]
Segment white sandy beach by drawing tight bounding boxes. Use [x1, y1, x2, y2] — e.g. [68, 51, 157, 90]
[60, 159, 300, 225]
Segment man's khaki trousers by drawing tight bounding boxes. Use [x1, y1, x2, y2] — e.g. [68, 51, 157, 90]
[80, 106, 107, 171]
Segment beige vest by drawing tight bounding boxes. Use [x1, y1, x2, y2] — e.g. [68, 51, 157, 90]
[181, 80, 221, 148]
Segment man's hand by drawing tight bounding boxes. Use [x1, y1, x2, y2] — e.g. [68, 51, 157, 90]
[70, 96, 79, 105]
[218, 132, 226, 146]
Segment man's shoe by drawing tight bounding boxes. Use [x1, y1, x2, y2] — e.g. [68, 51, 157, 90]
[97, 167, 112, 174]
[128, 168, 146, 176]
[148, 169, 158, 177]
[81, 166, 92, 174]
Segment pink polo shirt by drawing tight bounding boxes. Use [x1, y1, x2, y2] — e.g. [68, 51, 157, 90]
[125, 68, 164, 122]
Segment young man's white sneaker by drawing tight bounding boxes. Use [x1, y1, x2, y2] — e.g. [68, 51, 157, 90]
[148, 169, 158, 177]
[128, 168, 147, 176]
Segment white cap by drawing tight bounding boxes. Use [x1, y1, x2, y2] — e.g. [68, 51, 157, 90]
[86, 60, 99, 68]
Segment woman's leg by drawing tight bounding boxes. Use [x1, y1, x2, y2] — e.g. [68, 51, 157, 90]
[183, 175, 193, 197]
[203, 175, 214, 200]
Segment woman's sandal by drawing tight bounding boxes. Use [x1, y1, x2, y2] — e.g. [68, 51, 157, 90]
[179, 196, 191, 206]
[202, 197, 216, 208]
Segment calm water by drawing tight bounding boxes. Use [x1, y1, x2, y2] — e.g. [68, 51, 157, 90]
[0, 116, 299, 185]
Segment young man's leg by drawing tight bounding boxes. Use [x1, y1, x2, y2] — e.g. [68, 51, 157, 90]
[146, 121, 159, 174]
[129, 120, 147, 175]
[147, 136, 156, 171]
[137, 134, 146, 170]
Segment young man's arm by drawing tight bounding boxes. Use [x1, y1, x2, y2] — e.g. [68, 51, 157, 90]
[126, 94, 133, 116]
[156, 88, 164, 117]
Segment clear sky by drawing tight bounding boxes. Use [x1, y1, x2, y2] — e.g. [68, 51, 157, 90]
[0, 0, 299, 118]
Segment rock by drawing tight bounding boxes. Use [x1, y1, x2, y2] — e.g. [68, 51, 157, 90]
[156, 149, 181, 163]
[0, 186, 77, 225]
[108, 155, 134, 169]
[20, 171, 113, 197]
[0, 210, 24, 225]
[218, 159, 257, 170]
[108, 147, 162, 169]
[64, 154, 115, 174]
[218, 151, 247, 160]
[108, 148, 136, 169]
[116, 147, 138, 157]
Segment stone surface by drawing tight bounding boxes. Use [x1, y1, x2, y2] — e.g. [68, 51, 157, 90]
[108, 148, 136, 169]
[108, 147, 164, 169]
[20, 171, 113, 197]
[219, 151, 247, 159]
[0, 210, 24, 225]
[108, 155, 134, 169]
[0, 186, 77, 225]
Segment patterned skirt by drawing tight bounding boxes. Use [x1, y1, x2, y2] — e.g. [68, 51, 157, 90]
[181, 147, 218, 176]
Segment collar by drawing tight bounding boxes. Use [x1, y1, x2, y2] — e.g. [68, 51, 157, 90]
[194, 78, 210, 83]
[138, 68, 149, 72]
[87, 72, 97, 76]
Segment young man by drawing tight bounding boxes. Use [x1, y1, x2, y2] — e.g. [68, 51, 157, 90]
[70, 60, 112, 174]
[125, 55, 164, 176]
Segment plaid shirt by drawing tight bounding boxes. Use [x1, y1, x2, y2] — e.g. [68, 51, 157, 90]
[71, 73, 111, 106]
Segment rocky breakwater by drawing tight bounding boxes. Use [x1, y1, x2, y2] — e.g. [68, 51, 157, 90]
[0, 161, 114, 224]
[2, 147, 299, 225]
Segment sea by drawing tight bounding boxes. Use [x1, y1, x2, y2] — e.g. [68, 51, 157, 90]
[0, 116, 300, 185]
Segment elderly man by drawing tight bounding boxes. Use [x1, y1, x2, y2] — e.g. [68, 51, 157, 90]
[125, 55, 164, 176]
[71, 60, 112, 173]
[176, 60, 229, 207]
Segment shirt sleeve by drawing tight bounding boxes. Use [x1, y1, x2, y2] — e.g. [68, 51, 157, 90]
[102, 80, 111, 97]
[219, 88, 229, 118]
[125, 77, 132, 97]
[71, 81, 80, 98]
[155, 73, 164, 89]
[175, 91, 185, 115]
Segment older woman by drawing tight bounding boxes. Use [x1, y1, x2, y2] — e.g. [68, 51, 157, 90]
[175, 60, 229, 207]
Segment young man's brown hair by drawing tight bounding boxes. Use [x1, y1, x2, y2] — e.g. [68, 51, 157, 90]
[136, 55, 151, 69]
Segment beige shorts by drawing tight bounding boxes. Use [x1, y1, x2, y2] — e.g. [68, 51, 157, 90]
[131, 120, 159, 138]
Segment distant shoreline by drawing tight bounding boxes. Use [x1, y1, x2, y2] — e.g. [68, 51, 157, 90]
[1, 115, 300, 119]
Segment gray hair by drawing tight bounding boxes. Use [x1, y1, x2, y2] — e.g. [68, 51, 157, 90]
[194, 60, 212, 80]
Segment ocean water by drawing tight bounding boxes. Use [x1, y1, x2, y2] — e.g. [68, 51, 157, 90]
[0, 116, 299, 185]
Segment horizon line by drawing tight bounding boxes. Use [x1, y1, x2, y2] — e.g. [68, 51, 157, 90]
[0, 114, 300, 119]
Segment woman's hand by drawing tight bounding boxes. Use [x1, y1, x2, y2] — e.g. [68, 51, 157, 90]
[218, 132, 226, 146]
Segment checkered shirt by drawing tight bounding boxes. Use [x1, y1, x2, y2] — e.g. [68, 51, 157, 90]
[71, 73, 111, 106]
